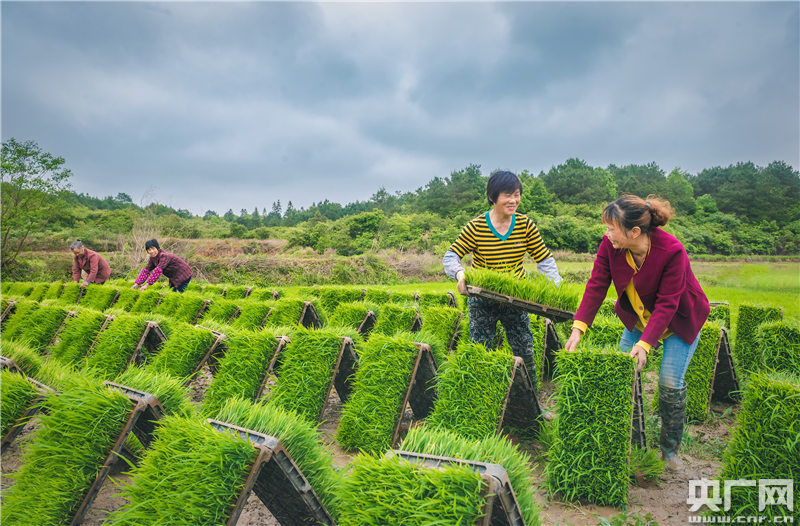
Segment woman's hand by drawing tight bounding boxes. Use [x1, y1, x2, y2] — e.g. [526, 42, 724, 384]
[140, 283, 149, 292]
[130, 283, 139, 290]
[564, 328, 582, 351]
[456, 270, 467, 296]
[629, 345, 647, 372]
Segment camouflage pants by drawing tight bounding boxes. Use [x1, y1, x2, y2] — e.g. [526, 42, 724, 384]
[468, 296, 534, 358]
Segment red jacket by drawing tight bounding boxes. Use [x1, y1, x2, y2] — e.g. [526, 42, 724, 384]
[144, 250, 193, 289]
[72, 248, 111, 284]
[575, 228, 709, 347]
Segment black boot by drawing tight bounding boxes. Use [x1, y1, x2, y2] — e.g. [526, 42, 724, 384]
[521, 353, 539, 397]
[659, 385, 687, 471]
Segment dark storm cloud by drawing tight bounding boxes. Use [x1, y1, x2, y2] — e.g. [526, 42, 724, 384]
[2, 2, 797, 215]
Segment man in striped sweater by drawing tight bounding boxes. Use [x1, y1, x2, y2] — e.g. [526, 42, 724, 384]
[443, 170, 562, 394]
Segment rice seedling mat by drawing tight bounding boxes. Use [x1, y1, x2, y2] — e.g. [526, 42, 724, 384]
[466, 284, 575, 323]
[85, 314, 117, 354]
[1, 299, 17, 322]
[185, 329, 228, 381]
[709, 327, 740, 403]
[43, 309, 79, 350]
[70, 383, 166, 525]
[388, 343, 438, 447]
[542, 318, 563, 381]
[387, 450, 526, 526]
[497, 356, 544, 435]
[1, 377, 54, 452]
[203, 330, 289, 387]
[207, 419, 334, 526]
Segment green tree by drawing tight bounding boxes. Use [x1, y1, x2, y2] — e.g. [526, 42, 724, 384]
[541, 158, 616, 204]
[607, 162, 666, 198]
[1, 139, 72, 267]
[664, 169, 696, 214]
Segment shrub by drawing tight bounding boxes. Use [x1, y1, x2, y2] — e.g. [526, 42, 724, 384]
[717, 372, 799, 521]
[546, 349, 634, 508]
[401, 425, 541, 526]
[1, 381, 133, 525]
[734, 304, 782, 375]
[465, 267, 582, 312]
[426, 341, 513, 440]
[214, 398, 341, 518]
[756, 320, 800, 374]
[337, 333, 420, 453]
[49, 309, 108, 365]
[201, 329, 281, 417]
[85, 315, 150, 379]
[79, 286, 119, 311]
[107, 415, 257, 525]
[146, 323, 217, 379]
[337, 454, 485, 525]
[372, 304, 419, 336]
[1, 370, 39, 437]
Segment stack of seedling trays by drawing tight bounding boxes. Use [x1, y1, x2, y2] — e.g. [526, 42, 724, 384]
[145, 323, 222, 380]
[386, 450, 527, 525]
[0, 381, 166, 525]
[465, 283, 575, 323]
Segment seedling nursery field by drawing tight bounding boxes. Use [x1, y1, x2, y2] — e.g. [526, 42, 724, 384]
[1, 258, 798, 526]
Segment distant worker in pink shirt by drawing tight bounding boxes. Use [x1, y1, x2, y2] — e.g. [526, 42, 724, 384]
[70, 240, 111, 288]
[564, 194, 710, 471]
[131, 239, 193, 293]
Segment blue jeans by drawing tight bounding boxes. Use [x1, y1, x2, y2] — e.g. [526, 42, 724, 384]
[619, 328, 701, 389]
[172, 277, 191, 293]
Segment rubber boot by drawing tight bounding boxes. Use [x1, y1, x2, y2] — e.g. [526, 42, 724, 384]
[658, 384, 687, 471]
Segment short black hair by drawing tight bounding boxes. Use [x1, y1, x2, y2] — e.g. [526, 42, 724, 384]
[486, 170, 522, 205]
[145, 239, 160, 251]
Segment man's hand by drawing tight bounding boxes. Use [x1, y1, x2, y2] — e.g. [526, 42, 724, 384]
[629, 345, 647, 372]
[456, 270, 467, 295]
[564, 328, 582, 351]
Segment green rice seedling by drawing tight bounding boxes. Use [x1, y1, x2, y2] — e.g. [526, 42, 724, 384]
[597, 299, 617, 318]
[546, 348, 635, 508]
[49, 309, 109, 365]
[79, 285, 120, 311]
[581, 315, 625, 349]
[129, 289, 162, 314]
[231, 301, 273, 330]
[202, 284, 226, 297]
[106, 415, 257, 525]
[411, 329, 448, 369]
[417, 291, 451, 308]
[151, 291, 182, 316]
[708, 302, 730, 328]
[426, 341, 514, 440]
[268, 327, 351, 422]
[7, 281, 34, 297]
[113, 288, 140, 311]
[465, 267, 583, 312]
[249, 287, 277, 301]
[717, 372, 799, 521]
[185, 280, 204, 293]
[35, 359, 97, 391]
[1, 296, 8, 313]
[204, 298, 241, 324]
[58, 282, 83, 304]
[337, 333, 420, 453]
[364, 287, 391, 304]
[43, 281, 65, 300]
[1, 370, 39, 437]
[314, 286, 364, 317]
[12, 304, 70, 352]
[201, 329, 281, 417]
[420, 306, 462, 353]
[114, 367, 196, 417]
[680, 323, 723, 422]
[329, 301, 380, 331]
[337, 453, 486, 526]
[1, 381, 133, 525]
[628, 447, 664, 484]
[0, 280, 11, 293]
[172, 293, 207, 323]
[388, 290, 417, 305]
[215, 397, 341, 518]
[734, 303, 782, 375]
[1, 300, 41, 341]
[27, 282, 50, 302]
[224, 284, 249, 299]
[263, 297, 307, 327]
[756, 320, 800, 374]
[401, 425, 541, 526]
[84, 314, 150, 379]
[0, 339, 44, 376]
[146, 323, 217, 379]
[372, 303, 419, 336]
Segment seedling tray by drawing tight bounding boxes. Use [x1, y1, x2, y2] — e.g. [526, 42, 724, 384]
[192, 299, 213, 324]
[631, 372, 646, 450]
[71, 383, 165, 525]
[0, 355, 22, 374]
[498, 357, 543, 436]
[189, 329, 228, 380]
[327, 337, 359, 406]
[1, 300, 17, 323]
[541, 319, 562, 381]
[208, 419, 333, 526]
[299, 301, 322, 329]
[357, 310, 377, 337]
[709, 327, 740, 403]
[387, 450, 525, 526]
[1, 377, 54, 452]
[127, 321, 169, 368]
[447, 291, 458, 308]
[45, 310, 78, 351]
[466, 285, 575, 323]
[225, 306, 242, 324]
[445, 311, 466, 352]
[390, 343, 438, 447]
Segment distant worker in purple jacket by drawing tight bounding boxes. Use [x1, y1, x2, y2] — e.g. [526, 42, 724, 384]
[131, 239, 193, 293]
[564, 194, 710, 471]
[71, 240, 111, 287]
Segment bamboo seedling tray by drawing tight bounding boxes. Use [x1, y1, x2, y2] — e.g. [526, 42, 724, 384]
[208, 419, 334, 526]
[1, 299, 18, 323]
[1, 377, 54, 452]
[390, 343, 438, 448]
[709, 328, 740, 403]
[542, 318, 563, 381]
[498, 357, 544, 436]
[466, 285, 575, 323]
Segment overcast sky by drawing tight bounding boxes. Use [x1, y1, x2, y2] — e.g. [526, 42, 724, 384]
[3, 1, 798, 216]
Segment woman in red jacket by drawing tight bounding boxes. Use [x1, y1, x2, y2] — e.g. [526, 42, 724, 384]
[564, 194, 709, 470]
[70, 240, 111, 287]
[131, 239, 193, 293]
